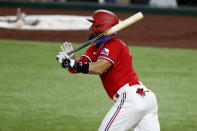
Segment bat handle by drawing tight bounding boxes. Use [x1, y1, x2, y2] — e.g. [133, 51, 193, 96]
[67, 33, 105, 56]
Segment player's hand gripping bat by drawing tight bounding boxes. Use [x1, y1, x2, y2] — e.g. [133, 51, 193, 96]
[67, 12, 144, 56]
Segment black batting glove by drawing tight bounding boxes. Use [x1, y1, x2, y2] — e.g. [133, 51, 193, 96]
[62, 58, 71, 68]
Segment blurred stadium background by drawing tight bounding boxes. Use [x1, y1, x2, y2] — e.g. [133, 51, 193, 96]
[0, 0, 197, 131]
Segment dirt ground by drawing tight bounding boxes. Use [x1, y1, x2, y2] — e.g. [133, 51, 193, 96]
[0, 6, 197, 49]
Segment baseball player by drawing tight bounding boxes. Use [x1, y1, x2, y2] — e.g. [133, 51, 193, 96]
[56, 10, 160, 131]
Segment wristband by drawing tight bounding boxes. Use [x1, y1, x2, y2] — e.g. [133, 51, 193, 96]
[69, 60, 89, 74]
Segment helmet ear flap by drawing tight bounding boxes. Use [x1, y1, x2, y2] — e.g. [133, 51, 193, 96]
[92, 24, 104, 32]
[95, 24, 104, 29]
[95, 25, 100, 29]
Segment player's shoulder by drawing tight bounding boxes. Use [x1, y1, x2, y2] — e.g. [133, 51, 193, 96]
[87, 43, 97, 50]
[106, 36, 126, 47]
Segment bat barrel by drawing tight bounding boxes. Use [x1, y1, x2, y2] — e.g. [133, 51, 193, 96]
[67, 12, 143, 55]
[104, 12, 143, 36]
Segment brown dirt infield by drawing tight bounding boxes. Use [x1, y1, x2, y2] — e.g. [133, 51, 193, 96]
[0, 7, 197, 49]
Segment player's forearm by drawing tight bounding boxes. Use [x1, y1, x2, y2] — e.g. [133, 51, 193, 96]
[61, 57, 112, 75]
[88, 62, 107, 75]
[88, 59, 112, 75]
[68, 62, 105, 75]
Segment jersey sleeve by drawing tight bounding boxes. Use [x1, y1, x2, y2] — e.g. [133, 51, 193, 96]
[79, 44, 96, 62]
[98, 40, 121, 65]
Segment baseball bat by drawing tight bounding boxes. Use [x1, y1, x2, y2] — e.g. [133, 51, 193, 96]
[67, 12, 143, 55]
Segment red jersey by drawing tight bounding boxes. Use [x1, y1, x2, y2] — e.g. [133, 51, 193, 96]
[76, 36, 139, 99]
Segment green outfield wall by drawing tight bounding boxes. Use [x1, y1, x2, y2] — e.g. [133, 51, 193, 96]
[0, 1, 197, 16]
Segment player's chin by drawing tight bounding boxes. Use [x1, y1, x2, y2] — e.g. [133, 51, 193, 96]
[88, 32, 98, 40]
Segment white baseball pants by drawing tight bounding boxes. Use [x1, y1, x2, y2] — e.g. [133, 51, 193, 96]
[98, 83, 160, 131]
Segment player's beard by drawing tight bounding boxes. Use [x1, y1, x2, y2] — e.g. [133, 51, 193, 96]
[88, 32, 98, 40]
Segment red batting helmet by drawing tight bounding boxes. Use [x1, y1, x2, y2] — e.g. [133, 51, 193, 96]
[87, 10, 119, 33]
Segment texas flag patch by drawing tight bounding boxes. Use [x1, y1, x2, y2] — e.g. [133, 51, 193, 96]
[100, 48, 109, 56]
